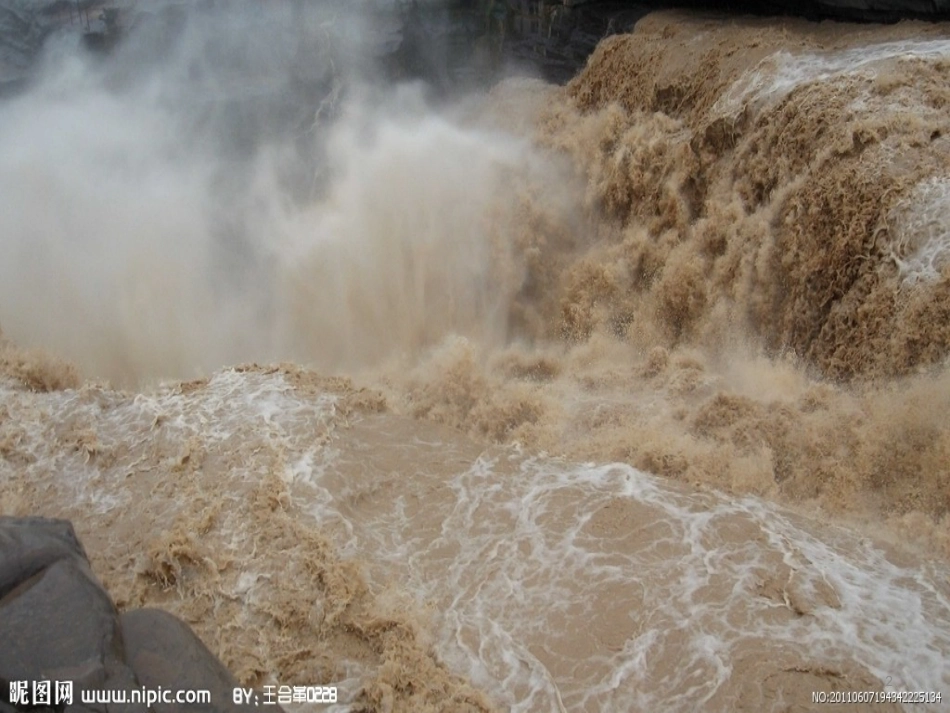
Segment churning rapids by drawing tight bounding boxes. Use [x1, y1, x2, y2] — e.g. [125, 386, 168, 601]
[1, 5, 949, 712]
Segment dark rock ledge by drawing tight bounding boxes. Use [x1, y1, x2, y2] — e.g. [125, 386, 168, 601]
[0, 517, 264, 713]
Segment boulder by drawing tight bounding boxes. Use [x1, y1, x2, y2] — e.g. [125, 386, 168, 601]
[120, 609, 243, 713]
[0, 517, 142, 713]
[0, 517, 264, 713]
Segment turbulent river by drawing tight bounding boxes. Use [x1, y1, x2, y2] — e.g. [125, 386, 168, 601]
[1, 4, 949, 712]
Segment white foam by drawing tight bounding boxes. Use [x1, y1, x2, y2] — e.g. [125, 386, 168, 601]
[889, 177, 950, 286]
[0, 369, 342, 521]
[331, 452, 950, 712]
[714, 39, 950, 118]
[4, 372, 949, 711]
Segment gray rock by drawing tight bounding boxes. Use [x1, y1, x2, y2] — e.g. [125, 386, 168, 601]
[0, 517, 272, 713]
[0, 518, 145, 713]
[0, 516, 90, 598]
[121, 609, 253, 713]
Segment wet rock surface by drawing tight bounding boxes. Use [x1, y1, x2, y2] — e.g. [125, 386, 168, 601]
[0, 0, 51, 90]
[0, 517, 255, 713]
[489, 0, 950, 81]
[5, 1, 950, 98]
[120, 610, 243, 713]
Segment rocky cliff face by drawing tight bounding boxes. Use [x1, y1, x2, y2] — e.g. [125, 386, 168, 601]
[709, 0, 950, 21]
[557, 0, 950, 21]
[5, 1, 950, 94]
[488, 0, 950, 81]
[0, 1, 52, 88]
